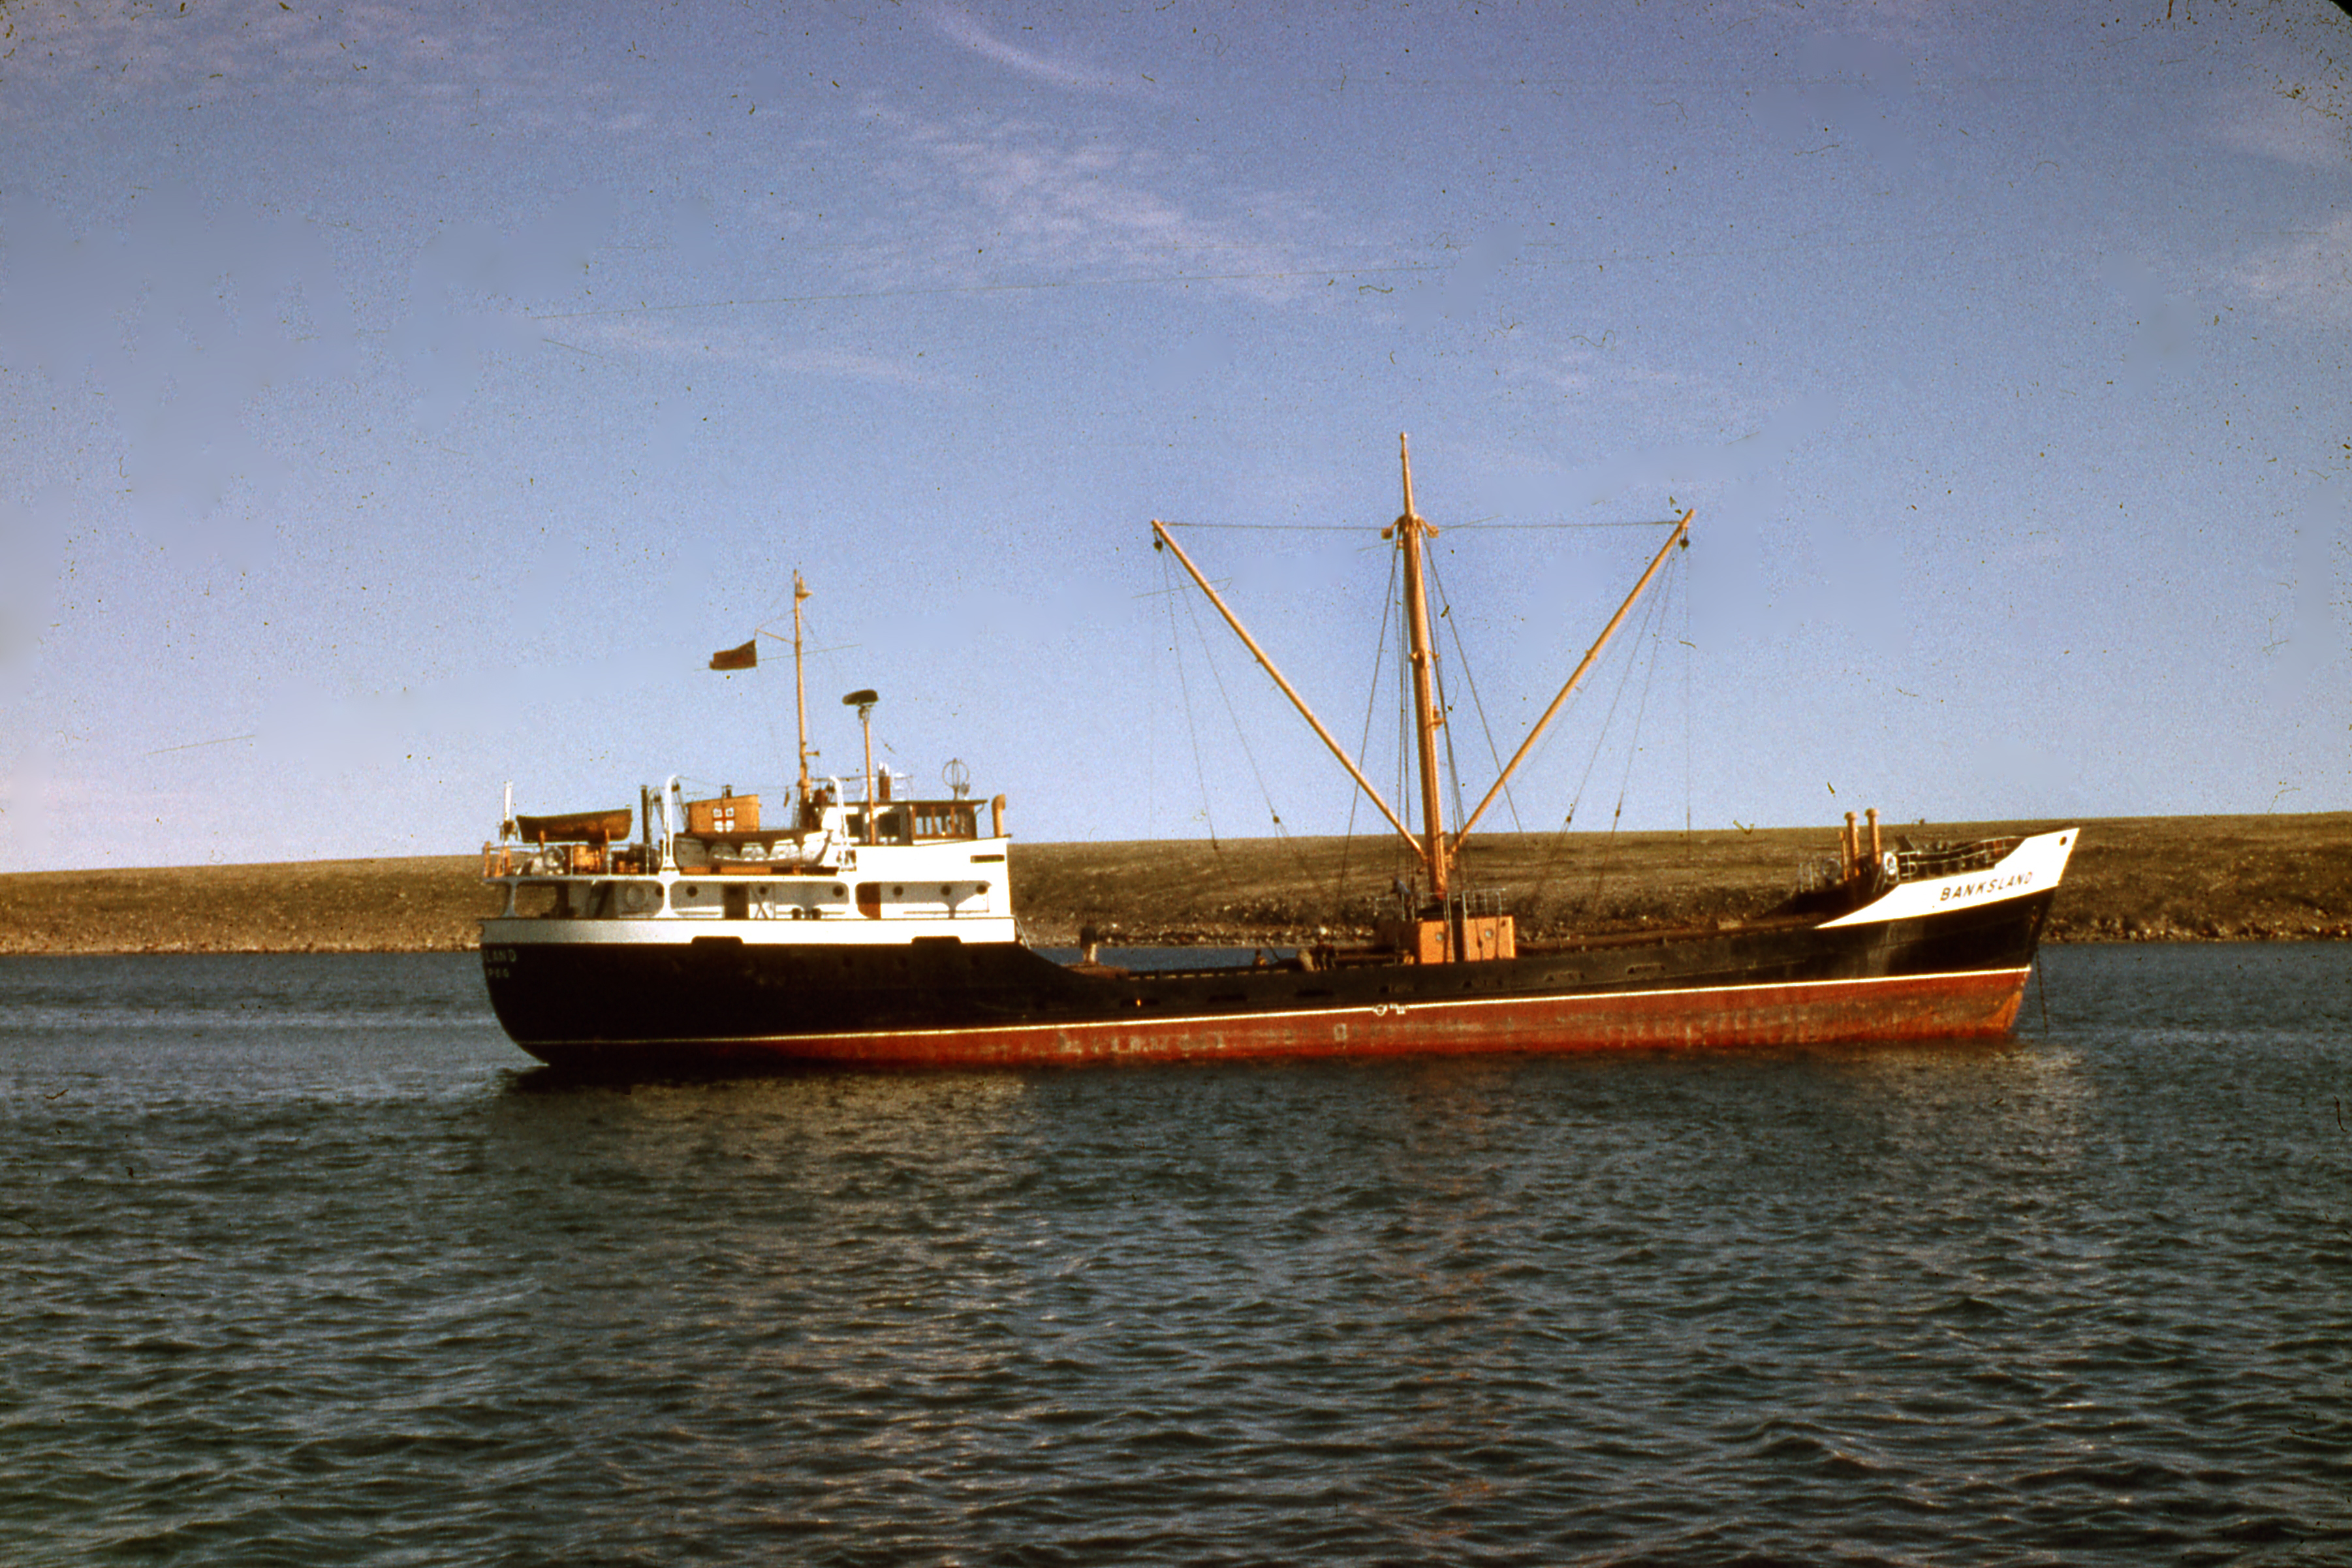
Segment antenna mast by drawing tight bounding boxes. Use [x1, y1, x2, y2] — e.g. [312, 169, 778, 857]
[792, 572, 813, 810]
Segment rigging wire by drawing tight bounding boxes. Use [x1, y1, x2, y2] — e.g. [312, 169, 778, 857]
[1433, 521, 1686, 531]
[705, 589, 803, 807]
[1148, 523, 1392, 533]
[800, 607, 871, 793]
[749, 579, 798, 638]
[1336, 543, 1404, 918]
[1383, 580, 1402, 893]
[1422, 548, 1523, 837]
[1543, 608, 1646, 913]
[737, 582, 853, 805]
[1150, 514, 1692, 932]
[1420, 571, 1476, 871]
[1580, 563, 1677, 916]
[1158, 549, 1291, 932]
[1169, 553, 1321, 893]
[1161, 551, 1223, 854]
[1530, 554, 1680, 913]
[1155, 520, 1686, 533]
[768, 595, 824, 798]
[1682, 556, 1695, 861]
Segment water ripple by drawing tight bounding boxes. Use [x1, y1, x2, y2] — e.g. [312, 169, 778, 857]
[2, 946, 2349, 1564]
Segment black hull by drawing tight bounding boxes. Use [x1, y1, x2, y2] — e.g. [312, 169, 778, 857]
[482, 888, 2056, 1071]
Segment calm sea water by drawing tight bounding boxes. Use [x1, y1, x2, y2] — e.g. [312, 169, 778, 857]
[3, 945, 2347, 1566]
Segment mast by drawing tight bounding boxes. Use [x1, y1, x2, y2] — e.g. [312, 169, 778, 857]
[1392, 434, 1451, 904]
[1154, 437, 1687, 941]
[792, 572, 812, 814]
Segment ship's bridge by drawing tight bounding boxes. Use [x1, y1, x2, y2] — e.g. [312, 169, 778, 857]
[482, 779, 1018, 940]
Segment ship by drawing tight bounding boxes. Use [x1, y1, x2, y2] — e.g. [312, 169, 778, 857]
[479, 440, 2074, 1070]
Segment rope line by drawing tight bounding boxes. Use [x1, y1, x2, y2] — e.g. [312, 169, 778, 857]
[1584, 570, 1675, 915]
[1161, 552, 1222, 854]
[1425, 550, 1522, 837]
[1531, 563, 1665, 912]
[1155, 520, 1685, 533]
[1337, 545, 1404, 917]
[1174, 560, 1321, 894]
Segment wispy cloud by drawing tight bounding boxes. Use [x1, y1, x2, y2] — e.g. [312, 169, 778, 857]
[2214, 84, 2350, 168]
[2234, 214, 2352, 325]
[928, 7, 1140, 96]
[0, 0, 625, 138]
[861, 107, 1387, 306]
[492, 107, 1405, 373]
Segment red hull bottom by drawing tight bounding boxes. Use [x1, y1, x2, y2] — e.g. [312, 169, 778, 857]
[532, 966, 2032, 1071]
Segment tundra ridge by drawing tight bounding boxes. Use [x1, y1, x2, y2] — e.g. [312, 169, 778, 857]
[1, 813, 2344, 954]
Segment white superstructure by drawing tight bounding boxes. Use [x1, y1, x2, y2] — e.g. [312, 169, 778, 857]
[483, 775, 1018, 949]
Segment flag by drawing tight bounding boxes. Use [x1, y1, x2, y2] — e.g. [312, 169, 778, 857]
[709, 638, 757, 671]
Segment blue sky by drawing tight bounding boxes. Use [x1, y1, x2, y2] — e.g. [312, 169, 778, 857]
[2, 0, 2347, 873]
